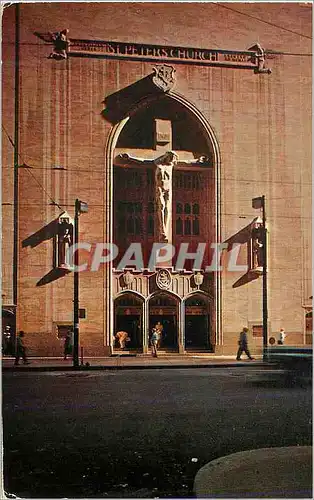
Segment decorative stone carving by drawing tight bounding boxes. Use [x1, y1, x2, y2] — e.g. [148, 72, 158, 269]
[152, 64, 176, 92]
[57, 213, 73, 268]
[34, 29, 70, 60]
[251, 224, 264, 273]
[156, 269, 172, 290]
[155, 152, 177, 242]
[115, 150, 209, 243]
[249, 43, 272, 74]
[123, 270, 134, 288]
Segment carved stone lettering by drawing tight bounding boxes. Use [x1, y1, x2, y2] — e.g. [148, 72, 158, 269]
[35, 33, 272, 73]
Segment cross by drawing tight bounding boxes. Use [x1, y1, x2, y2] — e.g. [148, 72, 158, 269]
[114, 119, 211, 244]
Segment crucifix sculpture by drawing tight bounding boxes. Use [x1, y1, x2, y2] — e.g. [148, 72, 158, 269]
[115, 119, 211, 243]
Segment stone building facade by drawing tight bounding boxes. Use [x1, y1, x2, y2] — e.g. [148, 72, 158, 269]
[2, 2, 312, 356]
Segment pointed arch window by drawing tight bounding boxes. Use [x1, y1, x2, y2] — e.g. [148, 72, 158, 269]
[184, 218, 191, 235]
[118, 215, 125, 234]
[193, 217, 200, 235]
[184, 203, 191, 214]
[148, 215, 154, 235]
[135, 202, 142, 213]
[135, 217, 142, 235]
[127, 217, 135, 234]
[192, 203, 199, 215]
[176, 217, 183, 235]
[176, 202, 183, 214]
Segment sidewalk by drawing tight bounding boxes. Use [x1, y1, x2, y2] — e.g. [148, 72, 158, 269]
[194, 446, 312, 498]
[2, 354, 264, 371]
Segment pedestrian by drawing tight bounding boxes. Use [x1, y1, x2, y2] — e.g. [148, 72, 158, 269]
[63, 329, 73, 360]
[115, 331, 130, 349]
[236, 327, 254, 361]
[151, 328, 160, 357]
[155, 321, 163, 348]
[14, 331, 30, 365]
[278, 328, 286, 345]
[3, 325, 12, 355]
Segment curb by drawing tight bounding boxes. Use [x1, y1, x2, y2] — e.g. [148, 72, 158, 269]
[2, 362, 266, 372]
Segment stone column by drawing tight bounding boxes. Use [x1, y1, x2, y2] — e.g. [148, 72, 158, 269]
[143, 299, 149, 354]
[178, 299, 185, 354]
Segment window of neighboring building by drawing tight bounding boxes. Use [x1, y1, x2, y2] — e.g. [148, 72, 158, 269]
[252, 325, 263, 337]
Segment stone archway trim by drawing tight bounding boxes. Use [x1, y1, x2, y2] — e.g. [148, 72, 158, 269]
[105, 89, 222, 353]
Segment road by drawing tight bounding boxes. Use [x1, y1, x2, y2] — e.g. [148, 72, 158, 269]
[2, 367, 312, 498]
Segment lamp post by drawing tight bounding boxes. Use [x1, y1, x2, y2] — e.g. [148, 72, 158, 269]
[73, 199, 88, 368]
[13, 4, 20, 310]
[252, 196, 268, 360]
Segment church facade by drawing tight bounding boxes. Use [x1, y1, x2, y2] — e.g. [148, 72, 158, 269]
[2, 3, 312, 356]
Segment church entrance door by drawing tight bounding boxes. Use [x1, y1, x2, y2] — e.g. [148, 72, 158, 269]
[185, 296, 212, 351]
[114, 294, 144, 351]
[149, 294, 179, 351]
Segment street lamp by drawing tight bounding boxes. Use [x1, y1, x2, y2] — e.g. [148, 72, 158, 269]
[252, 196, 268, 360]
[73, 198, 88, 368]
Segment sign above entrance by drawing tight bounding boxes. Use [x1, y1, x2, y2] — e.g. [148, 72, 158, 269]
[34, 31, 272, 73]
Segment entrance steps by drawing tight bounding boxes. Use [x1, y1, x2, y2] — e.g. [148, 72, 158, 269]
[113, 351, 215, 357]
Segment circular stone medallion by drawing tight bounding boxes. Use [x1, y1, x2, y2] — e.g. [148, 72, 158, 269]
[156, 269, 172, 290]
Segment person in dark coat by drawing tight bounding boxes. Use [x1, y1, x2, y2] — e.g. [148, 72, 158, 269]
[63, 330, 73, 360]
[14, 331, 30, 365]
[236, 327, 254, 360]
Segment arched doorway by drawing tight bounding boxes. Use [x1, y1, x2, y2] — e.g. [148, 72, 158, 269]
[185, 294, 212, 351]
[149, 293, 179, 351]
[107, 85, 221, 353]
[114, 293, 144, 351]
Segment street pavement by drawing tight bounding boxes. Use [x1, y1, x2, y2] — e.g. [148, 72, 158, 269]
[2, 366, 312, 498]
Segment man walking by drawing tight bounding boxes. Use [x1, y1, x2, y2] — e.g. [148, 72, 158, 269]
[151, 328, 160, 358]
[236, 327, 254, 361]
[14, 331, 30, 365]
